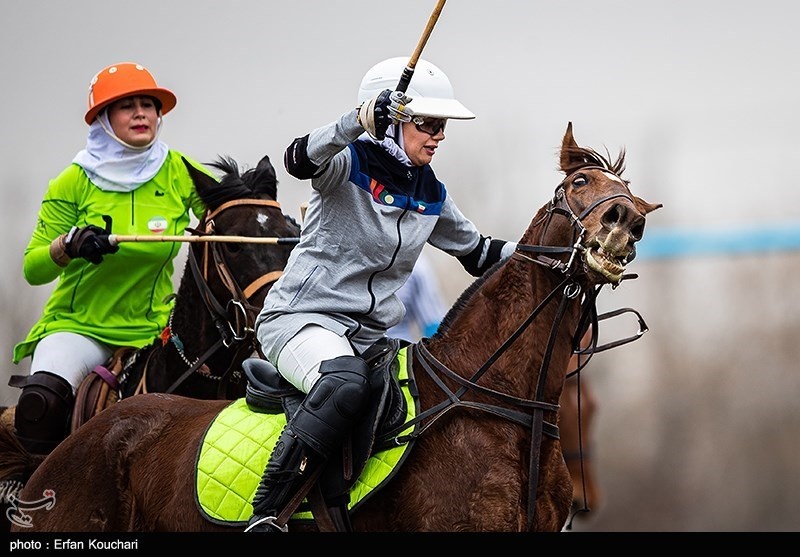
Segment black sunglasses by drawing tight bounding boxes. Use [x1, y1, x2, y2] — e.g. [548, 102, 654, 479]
[412, 116, 447, 136]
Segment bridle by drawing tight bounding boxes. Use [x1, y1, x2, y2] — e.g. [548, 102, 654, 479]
[192, 199, 286, 344]
[513, 167, 635, 275]
[160, 198, 295, 396]
[378, 166, 649, 530]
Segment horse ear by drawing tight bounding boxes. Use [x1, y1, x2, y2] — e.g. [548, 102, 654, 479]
[256, 155, 278, 185]
[182, 156, 216, 196]
[559, 122, 580, 172]
[633, 196, 664, 215]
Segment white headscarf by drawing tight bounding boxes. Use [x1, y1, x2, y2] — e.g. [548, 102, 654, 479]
[72, 110, 169, 192]
[360, 123, 412, 166]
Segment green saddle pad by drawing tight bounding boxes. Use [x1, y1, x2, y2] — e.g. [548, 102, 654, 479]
[195, 347, 416, 525]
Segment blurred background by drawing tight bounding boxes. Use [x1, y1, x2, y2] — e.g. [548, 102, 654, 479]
[2, 1, 798, 531]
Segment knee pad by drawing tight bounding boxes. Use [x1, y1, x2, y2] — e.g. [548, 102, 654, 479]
[291, 356, 371, 456]
[15, 371, 74, 455]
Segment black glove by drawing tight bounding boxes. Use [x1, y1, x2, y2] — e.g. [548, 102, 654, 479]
[458, 237, 517, 277]
[357, 89, 412, 140]
[64, 223, 119, 265]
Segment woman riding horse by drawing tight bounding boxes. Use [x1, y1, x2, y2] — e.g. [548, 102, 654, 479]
[0, 153, 300, 531]
[246, 56, 517, 532]
[10, 62, 212, 457]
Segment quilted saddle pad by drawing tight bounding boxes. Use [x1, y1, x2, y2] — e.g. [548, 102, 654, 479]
[195, 347, 416, 525]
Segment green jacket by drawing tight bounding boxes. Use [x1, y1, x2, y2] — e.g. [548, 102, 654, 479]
[13, 150, 210, 364]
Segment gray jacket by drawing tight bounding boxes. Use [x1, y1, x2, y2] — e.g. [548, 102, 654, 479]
[256, 110, 509, 361]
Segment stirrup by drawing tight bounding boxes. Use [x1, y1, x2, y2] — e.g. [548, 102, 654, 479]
[244, 515, 289, 533]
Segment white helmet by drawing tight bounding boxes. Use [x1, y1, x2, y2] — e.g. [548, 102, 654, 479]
[357, 57, 475, 120]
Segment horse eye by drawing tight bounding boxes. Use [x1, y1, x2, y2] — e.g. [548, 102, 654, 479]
[572, 174, 588, 187]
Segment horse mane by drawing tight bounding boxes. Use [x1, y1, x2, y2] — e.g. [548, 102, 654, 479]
[560, 145, 627, 178]
[434, 260, 503, 337]
[200, 155, 279, 209]
[201, 155, 302, 231]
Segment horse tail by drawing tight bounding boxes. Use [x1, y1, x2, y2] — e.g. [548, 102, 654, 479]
[0, 408, 46, 532]
[0, 408, 45, 482]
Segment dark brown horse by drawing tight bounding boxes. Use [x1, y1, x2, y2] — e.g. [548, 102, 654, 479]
[0, 155, 300, 522]
[113, 155, 300, 401]
[560, 315, 648, 526]
[560, 344, 602, 524]
[9, 123, 661, 532]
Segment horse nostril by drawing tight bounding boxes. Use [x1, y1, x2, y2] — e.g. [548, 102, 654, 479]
[630, 222, 645, 241]
[602, 204, 624, 229]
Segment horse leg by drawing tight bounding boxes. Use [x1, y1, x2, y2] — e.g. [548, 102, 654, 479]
[535, 441, 574, 531]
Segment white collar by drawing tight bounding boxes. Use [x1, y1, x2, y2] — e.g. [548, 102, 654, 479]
[72, 111, 169, 192]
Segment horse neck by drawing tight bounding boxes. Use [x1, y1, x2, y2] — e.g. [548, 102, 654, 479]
[149, 245, 235, 397]
[424, 208, 581, 409]
[172, 245, 220, 356]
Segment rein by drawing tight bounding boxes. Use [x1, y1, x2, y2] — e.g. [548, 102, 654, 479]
[383, 274, 583, 531]
[160, 198, 291, 396]
[378, 170, 649, 531]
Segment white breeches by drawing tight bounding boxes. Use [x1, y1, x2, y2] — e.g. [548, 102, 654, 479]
[277, 325, 354, 394]
[30, 332, 113, 393]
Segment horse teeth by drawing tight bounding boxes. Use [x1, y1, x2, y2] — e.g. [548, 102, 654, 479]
[586, 249, 624, 282]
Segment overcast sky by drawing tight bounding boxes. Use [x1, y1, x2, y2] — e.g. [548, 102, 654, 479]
[3, 1, 798, 225]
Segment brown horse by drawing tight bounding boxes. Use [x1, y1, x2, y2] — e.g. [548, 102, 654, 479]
[9, 123, 661, 532]
[560, 313, 649, 526]
[0, 155, 300, 521]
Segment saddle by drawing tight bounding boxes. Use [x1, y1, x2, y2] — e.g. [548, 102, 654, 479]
[241, 337, 410, 530]
[70, 347, 138, 432]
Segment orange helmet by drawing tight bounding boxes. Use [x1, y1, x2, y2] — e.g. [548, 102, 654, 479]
[84, 62, 177, 125]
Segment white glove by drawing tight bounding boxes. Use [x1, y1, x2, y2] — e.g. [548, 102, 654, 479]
[500, 241, 518, 260]
[357, 90, 412, 140]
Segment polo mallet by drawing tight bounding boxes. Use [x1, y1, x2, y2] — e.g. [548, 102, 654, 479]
[103, 213, 299, 245]
[396, 0, 448, 93]
[109, 234, 299, 246]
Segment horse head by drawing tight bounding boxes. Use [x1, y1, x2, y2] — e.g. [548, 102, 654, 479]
[126, 156, 300, 399]
[531, 122, 662, 288]
[185, 155, 300, 319]
[401, 123, 662, 531]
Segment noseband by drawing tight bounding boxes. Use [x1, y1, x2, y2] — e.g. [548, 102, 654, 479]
[514, 166, 635, 276]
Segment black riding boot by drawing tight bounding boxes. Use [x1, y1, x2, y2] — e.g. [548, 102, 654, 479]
[245, 355, 371, 532]
[12, 371, 74, 455]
